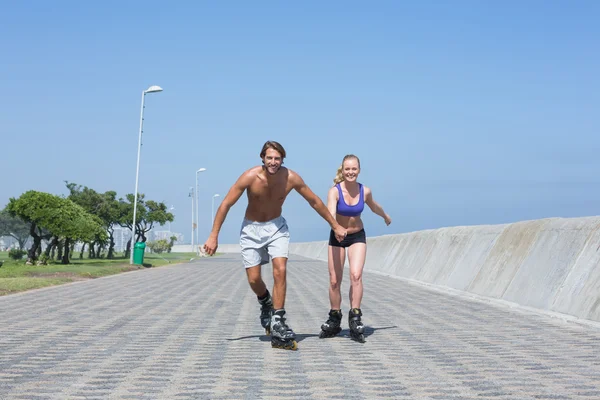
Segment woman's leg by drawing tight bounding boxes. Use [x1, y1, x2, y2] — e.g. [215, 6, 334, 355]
[347, 242, 367, 308]
[328, 245, 346, 309]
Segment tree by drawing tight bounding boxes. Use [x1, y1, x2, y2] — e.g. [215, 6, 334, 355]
[0, 209, 30, 249]
[118, 193, 174, 257]
[65, 182, 121, 259]
[168, 235, 177, 253]
[6, 191, 107, 264]
[147, 239, 170, 254]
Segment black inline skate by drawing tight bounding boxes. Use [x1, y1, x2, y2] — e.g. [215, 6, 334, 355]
[258, 290, 273, 335]
[270, 309, 298, 350]
[348, 308, 365, 343]
[319, 309, 342, 339]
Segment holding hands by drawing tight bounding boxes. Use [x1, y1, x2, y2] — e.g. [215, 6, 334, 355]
[333, 225, 347, 242]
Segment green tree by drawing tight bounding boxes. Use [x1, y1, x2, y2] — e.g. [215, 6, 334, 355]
[168, 235, 178, 253]
[118, 194, 174, 257]
[65, 182, 122, 259]
[6, 191, 107, 264]
[147, 239, 170, 254]
[0, 209, 30, 250]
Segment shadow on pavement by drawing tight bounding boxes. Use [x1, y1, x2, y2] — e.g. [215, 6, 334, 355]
[226, 325, 397, 343]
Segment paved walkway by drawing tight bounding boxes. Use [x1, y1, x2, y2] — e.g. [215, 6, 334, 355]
[1, 254, 599, 399]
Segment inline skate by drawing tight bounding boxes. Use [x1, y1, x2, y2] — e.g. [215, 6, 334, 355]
[319, 309, 342, 338]
[348, 308, 365, 343]
[270, 309, 298, 350]
[258, 291, 273, 335]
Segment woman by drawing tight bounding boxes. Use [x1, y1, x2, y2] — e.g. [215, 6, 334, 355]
[319, 154, 391, 342]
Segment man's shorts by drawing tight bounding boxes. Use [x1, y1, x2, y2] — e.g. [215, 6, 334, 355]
[329, 229, 366, 248]
[239, 216, 290, 268]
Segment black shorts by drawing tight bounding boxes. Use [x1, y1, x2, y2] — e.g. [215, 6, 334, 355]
[329, 229, 366, 248]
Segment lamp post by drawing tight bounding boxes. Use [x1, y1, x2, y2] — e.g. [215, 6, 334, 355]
[189, 187, 195, 252]
[212, 194, 221, 224]
[168, 205, 175, 233]
[130, 85, 163, 264]
[195, 168, 207, 255]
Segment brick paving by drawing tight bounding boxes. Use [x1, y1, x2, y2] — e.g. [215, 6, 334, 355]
[0, 254, 599, 399]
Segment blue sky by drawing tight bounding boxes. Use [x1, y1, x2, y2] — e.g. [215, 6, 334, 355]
[1, 1, 599, 244]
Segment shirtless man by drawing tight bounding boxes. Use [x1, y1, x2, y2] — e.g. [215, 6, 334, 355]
[203, 140, 347, 350]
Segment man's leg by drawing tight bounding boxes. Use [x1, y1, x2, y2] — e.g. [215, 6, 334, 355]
[245, 265, 267, 296]
[264, 218, 297, 348]
[266, 217, 290, 310]
[246, 262, 273, 333]
[271, 257, 287, 309]
[270, 256, 297, 349]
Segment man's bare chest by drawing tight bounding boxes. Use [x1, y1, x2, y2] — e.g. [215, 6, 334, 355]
[248, 181, 291, 203]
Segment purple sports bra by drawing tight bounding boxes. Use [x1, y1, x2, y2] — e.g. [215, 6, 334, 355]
[336, 183, 364, 217]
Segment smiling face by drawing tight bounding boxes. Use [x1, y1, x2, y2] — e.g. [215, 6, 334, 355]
[342, 157, 360, 182]
[262, 148, 283, 175]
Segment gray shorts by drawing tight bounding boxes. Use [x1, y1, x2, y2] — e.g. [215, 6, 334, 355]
[239, 216, 290, 268]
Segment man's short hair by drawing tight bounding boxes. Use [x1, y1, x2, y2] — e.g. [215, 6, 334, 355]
[260, 141, 286, 160]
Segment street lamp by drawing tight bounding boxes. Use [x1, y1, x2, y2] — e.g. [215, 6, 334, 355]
[195, 168, 207, 255]
[212, 194, 221, 224]
[168, 205, 175, 233]
[130, 85, 163, 264]
[189, 187, 195, 252]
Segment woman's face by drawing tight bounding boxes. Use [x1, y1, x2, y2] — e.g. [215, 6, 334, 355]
[342, 158, 360, 182]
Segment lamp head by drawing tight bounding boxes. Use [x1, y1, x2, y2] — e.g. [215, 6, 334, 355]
[145, 85, 163, 94]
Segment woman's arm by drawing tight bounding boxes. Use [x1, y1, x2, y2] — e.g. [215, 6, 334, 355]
[327, 186, 338, 218]
[364, 187, 391, 225]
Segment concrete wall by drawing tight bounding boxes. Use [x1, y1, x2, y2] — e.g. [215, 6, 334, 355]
[171, 243, 240, 254]
[289, 216, 600, 323]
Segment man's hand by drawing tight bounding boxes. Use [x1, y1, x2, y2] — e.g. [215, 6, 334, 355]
[333, 225, 347, 242]
[384, 215, 392, 226]
[203, 236, 218, 256]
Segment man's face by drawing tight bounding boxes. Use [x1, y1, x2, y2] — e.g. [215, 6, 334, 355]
[263, 148, 283, 175]
[342, 158, 360, 182]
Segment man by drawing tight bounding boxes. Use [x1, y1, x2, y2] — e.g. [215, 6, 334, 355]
[203, 140, 347, 350]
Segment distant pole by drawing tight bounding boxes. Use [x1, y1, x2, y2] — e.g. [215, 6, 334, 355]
[189, 187, 195, 252]
[195, 168, 206, 255]
[130, 85, 163, 264]
[168, 205, 175, 233]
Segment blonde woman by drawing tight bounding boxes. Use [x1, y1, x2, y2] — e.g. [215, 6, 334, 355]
[319, 154, 391, 342]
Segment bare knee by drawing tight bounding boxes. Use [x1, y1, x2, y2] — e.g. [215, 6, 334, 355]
[272, 262, 287, 282]
[329, 278, 341, 291]
[247, 274, 261, 287]
[350, 271, 362, 284]
[246, 267, 263, 287]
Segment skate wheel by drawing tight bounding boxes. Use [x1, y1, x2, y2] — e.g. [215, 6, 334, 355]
[265, 327, 271, 336]
[350, 332, 365, 343]
[271, 339, 298, 351]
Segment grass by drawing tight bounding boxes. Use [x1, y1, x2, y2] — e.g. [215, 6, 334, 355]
[0, 250, 201, 296]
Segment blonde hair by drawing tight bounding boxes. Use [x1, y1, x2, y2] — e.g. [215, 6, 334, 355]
[333, 154, 361, 185]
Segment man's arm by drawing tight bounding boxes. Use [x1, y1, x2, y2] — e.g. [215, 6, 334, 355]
[292, 172, 347, 240]
[203, 170, 252, 255]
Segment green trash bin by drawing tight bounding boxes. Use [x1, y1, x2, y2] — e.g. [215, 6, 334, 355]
[133, 242, 146, 265]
